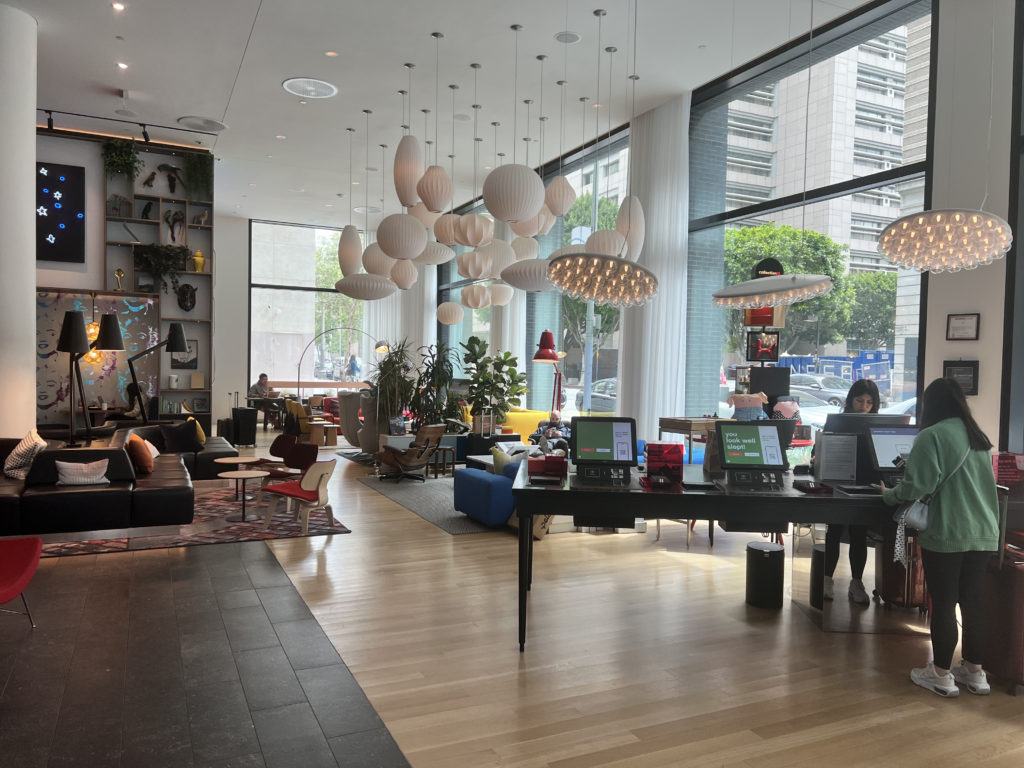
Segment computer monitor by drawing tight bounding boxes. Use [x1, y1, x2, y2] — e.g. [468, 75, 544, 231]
[570, 416, 638, 469]
[867, 426, 918, 472]
[748, 366, 790, 399]
[715, 421, 788, 470]
[823, 413, 913, 483]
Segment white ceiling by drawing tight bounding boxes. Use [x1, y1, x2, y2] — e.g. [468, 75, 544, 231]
[16, 0, 868, 229]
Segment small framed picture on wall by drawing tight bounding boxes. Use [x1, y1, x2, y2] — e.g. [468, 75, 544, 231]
[945, 313, 980, 341]
[943, 360, 979, 396]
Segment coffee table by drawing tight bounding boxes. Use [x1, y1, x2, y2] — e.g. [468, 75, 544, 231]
[214, 456, 264, 499]
[218, 469, 269, 522]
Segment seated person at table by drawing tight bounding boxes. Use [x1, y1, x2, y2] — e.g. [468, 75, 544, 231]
[529, 410, 571, 454]
[247, 373, 280, 429]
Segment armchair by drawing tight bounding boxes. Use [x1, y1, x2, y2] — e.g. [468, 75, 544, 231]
[283, 399, 311, 437]
[337, 390, 363, 448]
[261, 459, 338, 535]
[374, 424, 445, 482]
[356, 391, 380, 454]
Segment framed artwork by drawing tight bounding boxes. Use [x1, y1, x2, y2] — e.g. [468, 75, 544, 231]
[191, 397, 209, 412]
[134, 271, 156, 294]
[943, 360, 979, 396]
[745, 330, 780, 363]
[946, 313, 980, 341]
[36, 162, 86, 263]
[171, 338, 199, 369]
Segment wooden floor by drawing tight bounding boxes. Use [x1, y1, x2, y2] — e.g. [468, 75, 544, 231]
[263, 436, 1024, 767]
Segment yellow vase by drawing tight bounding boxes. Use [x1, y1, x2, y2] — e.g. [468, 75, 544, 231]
[192, 250, 205, 273]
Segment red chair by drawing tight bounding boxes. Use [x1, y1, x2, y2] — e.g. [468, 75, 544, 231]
[0, 537, 43, 628]
[261, 460, 338, 534]
[253, 434, 298, 467]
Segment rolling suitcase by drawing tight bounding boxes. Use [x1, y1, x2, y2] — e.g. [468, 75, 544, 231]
[232, 407, 258, 447]
[983, 551, 1024, 693]
[216, 417, 235, 445]
[873, 533, 928, 609]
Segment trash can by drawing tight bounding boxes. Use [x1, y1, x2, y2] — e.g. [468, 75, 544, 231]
[746, 540, 785, 609]
[809, 542, 826, 610]
[232, 407, 258, 447]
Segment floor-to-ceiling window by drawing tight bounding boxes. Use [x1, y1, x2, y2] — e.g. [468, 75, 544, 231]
[689, 0, 932, 417]
[249, 221, 364, 394]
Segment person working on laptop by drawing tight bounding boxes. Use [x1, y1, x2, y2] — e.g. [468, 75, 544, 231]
[822, 379, 880, 604]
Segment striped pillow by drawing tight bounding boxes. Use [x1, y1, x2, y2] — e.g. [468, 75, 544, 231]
[55, 459, 110, 486]
[3, 429, 48, 480]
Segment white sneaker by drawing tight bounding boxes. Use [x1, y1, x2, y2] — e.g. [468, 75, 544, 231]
[823, 576, 834, 600]
[910, 663, 960, 698]
[848, 578, 870, 605]
[952, 662, 991, 695]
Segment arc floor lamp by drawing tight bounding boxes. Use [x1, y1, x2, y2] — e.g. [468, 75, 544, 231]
[296, 327, 388, 400]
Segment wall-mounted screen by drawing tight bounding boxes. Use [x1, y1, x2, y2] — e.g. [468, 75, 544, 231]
[36, 162, 86, 263]
[746, 331, 779, 362]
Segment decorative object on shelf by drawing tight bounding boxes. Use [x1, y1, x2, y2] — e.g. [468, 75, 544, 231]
[140, 201, 154, 219]
[190, 372, 205, 388]
[192, 209, 209, 226]
[133, 243, 189, 293]
[101, 138, 144, 181]
[121, 222, 142, 243]
[460, 335, 528, 428]
[192, 397, 209, 412]
[106, 194, 132, 217]
[182, 152, 213, 201]
[158, 163, 187, 195]
[141, 171, 156, 188]
[163, 210, 185, 243]
[946, 313, 980, 341]
[191, 249, 205, 273]
[175, 283, 197, 312]
[879, 210, 1013, 273]
[171, 337, 199, 370]
[113, 267, 125, 291]
[167, 374, 179, 389]
[942, 360, 979, 396]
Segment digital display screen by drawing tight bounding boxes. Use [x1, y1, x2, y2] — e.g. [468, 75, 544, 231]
[868, 426, 918, 469]
[36, 162, 86, 263]
[571, 418, 637, 466]
[717, 422, 786, 468]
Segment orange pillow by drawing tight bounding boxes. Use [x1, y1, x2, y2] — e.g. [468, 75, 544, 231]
[126, 433, 154, 474]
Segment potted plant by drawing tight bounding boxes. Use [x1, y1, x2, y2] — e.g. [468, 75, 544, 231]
[409, 342, 456, 429]
[132, 243, 190, 293]
[369, 339, 416, 430]
[101, 139, 145, 182]
[182, 152, 214, 201]
[460, 336, 528, 433]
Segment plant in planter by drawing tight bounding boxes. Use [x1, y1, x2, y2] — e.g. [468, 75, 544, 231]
[460, 335, 528, 431]
[132, 243, 190, 294]
[101, 139, 145, 182]
[182, 152, 214, 201]
[369, 339, 416, 428]
[409, 342, 455, 429]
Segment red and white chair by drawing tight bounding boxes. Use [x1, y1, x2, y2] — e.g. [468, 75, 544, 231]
[261, 459, 337, 534]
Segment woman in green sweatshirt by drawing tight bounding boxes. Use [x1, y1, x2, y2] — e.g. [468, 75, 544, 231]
[881, 377, 999, 698]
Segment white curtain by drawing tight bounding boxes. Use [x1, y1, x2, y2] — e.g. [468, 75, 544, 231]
[619, 93, 691, 441]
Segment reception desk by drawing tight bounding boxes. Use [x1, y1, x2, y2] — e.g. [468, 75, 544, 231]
[511, 464, 898, 651]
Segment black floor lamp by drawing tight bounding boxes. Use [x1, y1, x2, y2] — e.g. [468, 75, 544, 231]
[126, 322, 188, 424]
[72, 313, 126, 442]
[56, 311, 91, 447]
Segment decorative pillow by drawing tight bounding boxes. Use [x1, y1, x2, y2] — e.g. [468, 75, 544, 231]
[187, 416, 207, 446]
[159, 420, 204, 453]
[491, 446, 514, 475]
[143, 439, 161, 459]
[3, 429, 48, 480]
[126, 433, 154, 474]
[55, 458, 110, 486]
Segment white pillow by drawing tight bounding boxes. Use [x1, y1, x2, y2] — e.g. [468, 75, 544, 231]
[4, 429, 48, 480]
[55, 458, 110, 486]
[143, 439, 161, 459]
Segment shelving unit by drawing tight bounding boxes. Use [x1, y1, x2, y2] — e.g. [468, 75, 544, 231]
[103, 146, 214, 423]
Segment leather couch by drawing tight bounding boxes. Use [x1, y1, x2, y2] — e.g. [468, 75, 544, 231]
[110, 425, 238, 480]
[0, 438, 193, 536]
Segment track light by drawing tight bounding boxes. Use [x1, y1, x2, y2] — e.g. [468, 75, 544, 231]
[140, 124, 150, 143]
[46, 111, 54, 131]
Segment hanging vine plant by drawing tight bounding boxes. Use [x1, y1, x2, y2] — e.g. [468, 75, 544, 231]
[101, 139, 145, 181]
[182, 152, 214, 201]
[133, 243, 190, 293]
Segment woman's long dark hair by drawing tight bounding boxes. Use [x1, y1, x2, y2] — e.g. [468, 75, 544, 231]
[919, 377, 992, 450]
[844, 379, 880, 414]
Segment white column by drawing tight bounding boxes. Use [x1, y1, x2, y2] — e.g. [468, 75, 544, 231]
[0, 5, 38, 436]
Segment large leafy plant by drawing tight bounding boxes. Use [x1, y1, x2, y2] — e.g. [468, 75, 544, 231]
[460, 336, 528, 423]
[101, 139, 145, 181]
[409, 342, 456, 428]
[369, 339, 416, 425]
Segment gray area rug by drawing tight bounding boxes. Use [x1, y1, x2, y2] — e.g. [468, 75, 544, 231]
[337, 449, 375, 466]
[357, 475, 495, 535]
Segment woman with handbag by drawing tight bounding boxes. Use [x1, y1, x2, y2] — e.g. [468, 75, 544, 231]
[880, 377, 999, 698]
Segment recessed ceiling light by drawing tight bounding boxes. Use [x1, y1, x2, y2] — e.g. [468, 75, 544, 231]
[111, 2, 125, 10]
[288, 188, 305, 193]
[484, 165, 492, 170]
[117, 62, 128, 70]
[177, 115, 228, 132]
[282, 77, 338, 99]
[325, 204, 333, 207]
[352, 181, 360, 185]
[336, 193, 345, 198]
[298, 100, 307, 105]
[248, 183, 255, 187]
[266, 154, 273, 159]
[454, 113, 471, 122]
[325, 51, 338, 57]
[276, 135, 286, 140]
[354, 205, 382, 214]
[555, 30, 581, 44]
[698, 43, 707, 50]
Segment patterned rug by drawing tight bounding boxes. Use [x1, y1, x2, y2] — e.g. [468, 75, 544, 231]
[40, 487, 351, 557]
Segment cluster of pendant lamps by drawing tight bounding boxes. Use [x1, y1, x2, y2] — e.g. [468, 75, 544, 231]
[332, 8, 659, 319]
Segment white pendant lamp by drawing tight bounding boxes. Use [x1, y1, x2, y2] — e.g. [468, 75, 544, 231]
[377, 213, 427, 261]
[458, 214, 493, 248]
[545, 174, 576, 217]
[408, 202, 441, 229]
[390, 258, 419, 290]
[878, 210, 1013, 272]
[483, 164, 545, 223]
[415, 239, 455, 265]
[489, 282, 515, 306]
[712, 274, 833, 308]
[338, 225, 363, 277]
[509, 211, 541, 238]
[586, 229, 627, 258]
[616, 196, 645, 261]
[335, 273, 397, 301]
[461, 283, 491, 309]
[478, 239, 515, 278]
[550, 243, 586, 259]
[433, 213, 461, 246]
[457, 250, 493, 280]
[362, 242, 395, 277]
[548, 252, 657, 307]
[510, 236, 539, 261]
[501, 258, 554, 292]
[437, 301, 464, 325]
[394, 134, 423, 207]
[536, 204, 556, 236]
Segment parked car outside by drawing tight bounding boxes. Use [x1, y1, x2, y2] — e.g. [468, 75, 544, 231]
[575, 378, 617, 412]
[881, 396, 917, 424]
[788, 373, 853, 406]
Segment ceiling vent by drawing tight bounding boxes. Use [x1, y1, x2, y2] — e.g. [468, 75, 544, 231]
[282, 78, 338, 99]
[177, 115, 228, 132]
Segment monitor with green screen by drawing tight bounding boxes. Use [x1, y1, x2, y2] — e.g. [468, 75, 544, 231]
[715, 421, 787, 469]
[569, 417, 638, 467]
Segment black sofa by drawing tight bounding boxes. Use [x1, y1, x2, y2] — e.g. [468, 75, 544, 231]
[110, 424, 238, 480]
[0, 439, 193, 536]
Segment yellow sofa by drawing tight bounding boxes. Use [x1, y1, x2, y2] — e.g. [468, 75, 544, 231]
[460, 406, 549, 444]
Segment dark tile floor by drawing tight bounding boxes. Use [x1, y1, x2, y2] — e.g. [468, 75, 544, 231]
[0, 542, 409, 768]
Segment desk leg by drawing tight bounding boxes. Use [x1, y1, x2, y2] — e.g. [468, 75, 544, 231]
[518, 510, 532, 652]
[709, 521, 714, 546]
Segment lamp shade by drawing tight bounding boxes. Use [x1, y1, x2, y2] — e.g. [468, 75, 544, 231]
[414, 240, 455, 265]
[510, 236, 539, 261]
[95, 313, 125, 351]
[488, 282, 515, 306]
[533, 329, 559, 362]
[433, 213, 461, 246]
[711, 273, 833, 308]
[586, 229, 628, 258]
[878, 209, 1013, 272]
[436, 301, 465, 325]
[408, 202, 442, 229]
[393, 134, 423, 207]
[478, 239, 515, 278]
[338, 225, 363, 276]
[509, 212, 541, 238]
[166, 322, 189, 353]
[616, 196, 646, 261]
[482, 164, 545, 223]
[545, 174, 577, 217]
[335, 273, 398, 301]
[548, 252, 658, 307]
[377, 213, 427, 261]
[456, 250, 493, 280]
[362, 242, 395, 276]
[417, 165, 453, 213]
[461, 283, 491, 309]
[536, 204, 557, 236]
[501, 258, 554, 292]
[457, 214, 494, 248]
[550, 243, 587, 259]
[57, 310, 90, 354]
[390, 258, 419, 290]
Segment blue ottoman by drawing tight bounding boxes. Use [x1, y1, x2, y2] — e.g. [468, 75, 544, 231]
[453, 463, 519, 526]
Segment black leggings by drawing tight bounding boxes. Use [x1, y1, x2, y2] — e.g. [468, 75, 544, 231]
[824, 524, 868, 579]
[919, 549, 990, 670]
